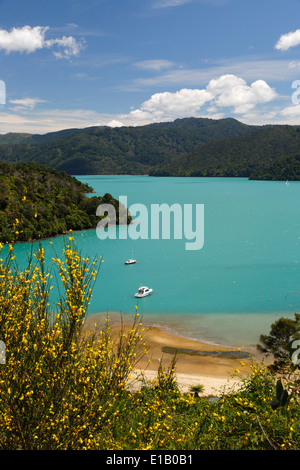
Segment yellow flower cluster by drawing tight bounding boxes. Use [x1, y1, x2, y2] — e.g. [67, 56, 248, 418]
[0, 237, 146, 450]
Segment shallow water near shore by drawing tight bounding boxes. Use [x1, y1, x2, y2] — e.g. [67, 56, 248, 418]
[87, 310, 290, 350]
[8, 176, 300, 348]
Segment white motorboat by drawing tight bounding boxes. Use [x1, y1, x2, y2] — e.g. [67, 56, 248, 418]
[134, 286, 153, 298]
[125, 259, 137, 265]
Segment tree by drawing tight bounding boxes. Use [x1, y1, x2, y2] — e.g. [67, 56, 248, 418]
[190, 384, 205, 398]
[257, 314, 300, 372]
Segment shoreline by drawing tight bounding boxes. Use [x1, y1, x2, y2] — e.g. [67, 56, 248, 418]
[84, 311, 272, 396]
[85, 309, 294, 350]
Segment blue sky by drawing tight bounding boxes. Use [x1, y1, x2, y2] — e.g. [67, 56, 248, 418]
[2, 0, 300, 133]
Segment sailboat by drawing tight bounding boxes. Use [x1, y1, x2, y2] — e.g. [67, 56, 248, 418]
[285, 180, 289, 186]
[125, 258, 137, 265]
[125, 243, 137, 265]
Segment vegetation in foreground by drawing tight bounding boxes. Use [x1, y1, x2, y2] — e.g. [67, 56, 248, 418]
[0, 239, 299, 450]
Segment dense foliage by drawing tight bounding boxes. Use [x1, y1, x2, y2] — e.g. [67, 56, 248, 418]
[0, 239, 299, 450]
[1, 117, 300, 180]
[151, 125, 300, 180]
[0, 161, 130, 243]
[249, 154, 300, 181]
[0, 117, 261, 175]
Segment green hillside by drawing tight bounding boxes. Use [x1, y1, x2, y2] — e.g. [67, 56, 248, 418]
[0, 118, 261, 175]
[0, 117, 300, 180]
[249, 154, 300, 180]
[150, 125, 300, 180]
[0, 161, 130, 243]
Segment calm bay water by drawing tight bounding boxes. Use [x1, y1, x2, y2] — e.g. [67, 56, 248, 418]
[10, 176, 300, 348]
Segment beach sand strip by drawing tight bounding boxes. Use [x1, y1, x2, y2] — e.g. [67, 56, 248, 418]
[84, 314, 269, 396]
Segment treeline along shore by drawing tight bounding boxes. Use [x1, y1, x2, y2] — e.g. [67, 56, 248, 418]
[0, 161, 131, 243]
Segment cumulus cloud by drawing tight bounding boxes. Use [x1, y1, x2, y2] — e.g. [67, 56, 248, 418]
[206, 75, 277, 113]
[129, 88, 212, 122]
[46, 36, 83, 59]
[2, 74, 278, 133]
[0, 25, 84, 59]
[275, 29, 300, 51]
[0, 26, 47, 53]
[126, 74, 277, 123]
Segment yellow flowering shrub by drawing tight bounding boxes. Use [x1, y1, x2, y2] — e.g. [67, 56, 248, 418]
[0, 238, 145, 450]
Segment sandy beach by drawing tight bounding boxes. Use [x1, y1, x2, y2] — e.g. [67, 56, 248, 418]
[84, 312, 269, 396]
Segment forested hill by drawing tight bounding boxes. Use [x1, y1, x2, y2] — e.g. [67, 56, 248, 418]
[0, 162, 130, 243]
[0, 117, 300, 180]
[150, 125, 300, 180]
[0, 118, 261, 175]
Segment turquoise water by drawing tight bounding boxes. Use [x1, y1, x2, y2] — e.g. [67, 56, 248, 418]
[8, 176, 300, 347]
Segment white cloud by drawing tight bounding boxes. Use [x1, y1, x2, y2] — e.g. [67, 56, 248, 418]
[275, 29, 300, 51]
[128, 88, 212, 122]
[279, 103, 300, 121]
[107, 120, 125, 128]
[152, 0, 227, 8]
[153, 0, 192, 8]
[0, 108, 108, 134]
[0, 74, 279, 133]
[134, 59, 175, 71]
[46, 35, 84, 59]
[206, 75, 277, 113]
[126, 74, 277, 122]
[9, 97, 47, 110]
[128, 58, 296, 92]
[0, 25, 84, 59]
[0, 26, 48, 53]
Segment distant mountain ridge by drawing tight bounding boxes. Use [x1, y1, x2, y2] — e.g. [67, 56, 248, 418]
[0, 127, 85, 145]
[0, 117, 299, 180]
[0, 117, 258, 145]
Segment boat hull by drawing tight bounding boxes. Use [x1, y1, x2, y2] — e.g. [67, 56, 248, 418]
[134, 289, 153, 298]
